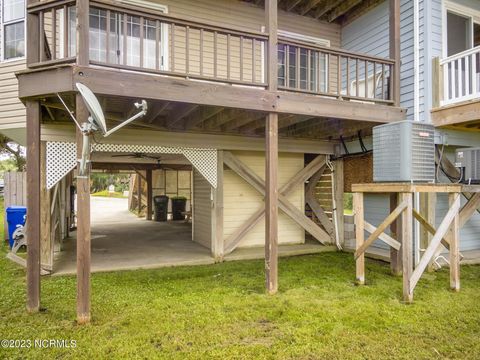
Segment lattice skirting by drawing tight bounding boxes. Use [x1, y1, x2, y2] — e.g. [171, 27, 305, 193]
[46, 141, 217, 189]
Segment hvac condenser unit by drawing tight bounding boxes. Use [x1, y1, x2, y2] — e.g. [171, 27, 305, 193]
[455, 147, 480, 184]
[373, 120, 435, 182]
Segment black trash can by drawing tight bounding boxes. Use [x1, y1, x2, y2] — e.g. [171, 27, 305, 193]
[153, 195, 169, 221]
[171, 197, 187, 221]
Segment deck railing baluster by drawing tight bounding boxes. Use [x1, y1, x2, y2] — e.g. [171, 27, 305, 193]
[185, 25, 189, 74]
[155, 20, 160, 70]
[106, 10, 110, 63]
[51, 9, 57, 60]
[214, 31, 218, 78]
[39, 11, 45, 62]
[200, 29, 204, 76]
[240, 36, 244, 81]
[227, 34, 231, 80]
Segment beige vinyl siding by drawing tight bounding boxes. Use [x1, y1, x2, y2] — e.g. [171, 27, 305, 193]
[149, 0, 341, 85]
[193, 169, 212, 249]
[0, 59, 26, 129]
[223, 150, 305, 248]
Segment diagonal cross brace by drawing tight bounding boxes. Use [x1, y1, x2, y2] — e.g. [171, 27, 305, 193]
[223, 152, 331, 253]
[354, 199, 407, 259]
[409, 193, 461, 293]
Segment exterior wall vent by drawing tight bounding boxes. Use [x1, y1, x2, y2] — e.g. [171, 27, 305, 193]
[455, 147, 480, 184]
[373, 120, 435, 182]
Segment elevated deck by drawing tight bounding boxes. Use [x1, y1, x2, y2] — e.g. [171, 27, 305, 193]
[17, 0, 406, 141]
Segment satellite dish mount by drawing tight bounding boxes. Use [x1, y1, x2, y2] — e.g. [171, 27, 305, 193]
[57, 83, 148, 177]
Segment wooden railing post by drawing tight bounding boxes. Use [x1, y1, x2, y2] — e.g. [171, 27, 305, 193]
[354, 192, 365, 285]
[401, 192, 413, 303]
[390, 193, 402, 276]
[26, 100, 41, 313]
[389, 0, 401, 106]
[26, 0, 40, 66]
[77, 0, 89, 66]
[432, 57, 442, 108]
[265, 0, 278, 295]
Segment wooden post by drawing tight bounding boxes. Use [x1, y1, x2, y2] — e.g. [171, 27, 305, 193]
[137, 174, 142, 216]
[389, 193, 402, 276]
[449, 192, 460, 291]
[420, 192, 436, 272]
[26, 100, 41, 313]
[212, 150, 224, 261]
[400, 192, 413, 303]
[26, 0, 39, 66]
[265, 0, 278, 295]
[333, 159, 344, 247]
[76, 95, 91, 324]
[389, 0, 401, 106]
[265, 113, 278, 294]
[146, 169, 153, 220]
[40, 143, 52, 271]
[354, 192, 365, 285]
[76, 0, 89, 66]
[432, 57, 442, 108]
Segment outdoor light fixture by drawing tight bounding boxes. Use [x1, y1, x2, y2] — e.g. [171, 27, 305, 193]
[57, 83, 148, 176]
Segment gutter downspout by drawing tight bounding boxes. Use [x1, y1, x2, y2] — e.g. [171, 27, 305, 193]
[413, 0, 421, 266]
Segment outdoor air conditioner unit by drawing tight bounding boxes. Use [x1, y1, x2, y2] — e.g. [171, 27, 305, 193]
[373, 120, 435, 182]
[455, 147, 480, 184]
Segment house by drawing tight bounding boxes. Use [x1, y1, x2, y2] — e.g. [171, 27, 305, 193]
[337, 0, 480, 267]
[0, 0, 441, 323]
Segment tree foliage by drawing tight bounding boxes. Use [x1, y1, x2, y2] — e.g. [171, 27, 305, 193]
[0, 135, 26, 171]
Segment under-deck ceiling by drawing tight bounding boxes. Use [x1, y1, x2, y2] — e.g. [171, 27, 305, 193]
[41, 95, 377, 142]
[243, 0, 384, 24]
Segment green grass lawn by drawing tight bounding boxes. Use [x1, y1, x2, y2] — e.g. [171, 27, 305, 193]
[91, 190, 127, 198]
[0, 202, 480, 359]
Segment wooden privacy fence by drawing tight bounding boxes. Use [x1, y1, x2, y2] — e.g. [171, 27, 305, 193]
[3, 172, 27, 240]
[352, 183, 480, 303]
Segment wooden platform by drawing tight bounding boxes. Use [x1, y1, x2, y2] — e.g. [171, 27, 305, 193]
[352, 182, 480, 303]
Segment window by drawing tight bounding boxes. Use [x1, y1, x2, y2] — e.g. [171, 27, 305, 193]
[277, 31, 329, 92]
[444, 2, 480, 56]
[67, 4, 168, 69]
[1, 0, 25, 61]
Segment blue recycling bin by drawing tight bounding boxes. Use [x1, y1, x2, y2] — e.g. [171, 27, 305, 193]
[6, 206, 27, 248]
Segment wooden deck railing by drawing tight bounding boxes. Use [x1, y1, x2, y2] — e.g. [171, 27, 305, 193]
[278, 37, 395, 104]
[27, 0, 396, 104]
[437, 46, 480, 106]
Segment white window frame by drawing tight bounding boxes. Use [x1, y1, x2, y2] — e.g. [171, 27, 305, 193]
[260, 29, 330, 88]
[121, 0, 169, 70]
[0, 0, 27, 63]
[442, 1, 480, 58]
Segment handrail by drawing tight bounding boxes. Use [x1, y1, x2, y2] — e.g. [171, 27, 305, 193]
[439, 47, 480, 106]
[440, 45, 480, 65]
[92, 0, 269, 39]
[279, 37, 396, 65]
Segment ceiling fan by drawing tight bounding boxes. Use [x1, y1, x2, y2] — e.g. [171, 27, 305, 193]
[111, 153, 162, 162]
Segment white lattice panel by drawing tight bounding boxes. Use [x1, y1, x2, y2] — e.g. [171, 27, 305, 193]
[46, 142, 217, 189]
[46, 142, 77, 189]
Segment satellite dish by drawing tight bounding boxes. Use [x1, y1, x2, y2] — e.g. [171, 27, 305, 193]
[56, 83, 148, 176]
[75, 82, 107, 135]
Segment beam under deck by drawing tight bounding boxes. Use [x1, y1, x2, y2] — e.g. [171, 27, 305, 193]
[431, 100, 480, 130]
[17, 65, 407, 124]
